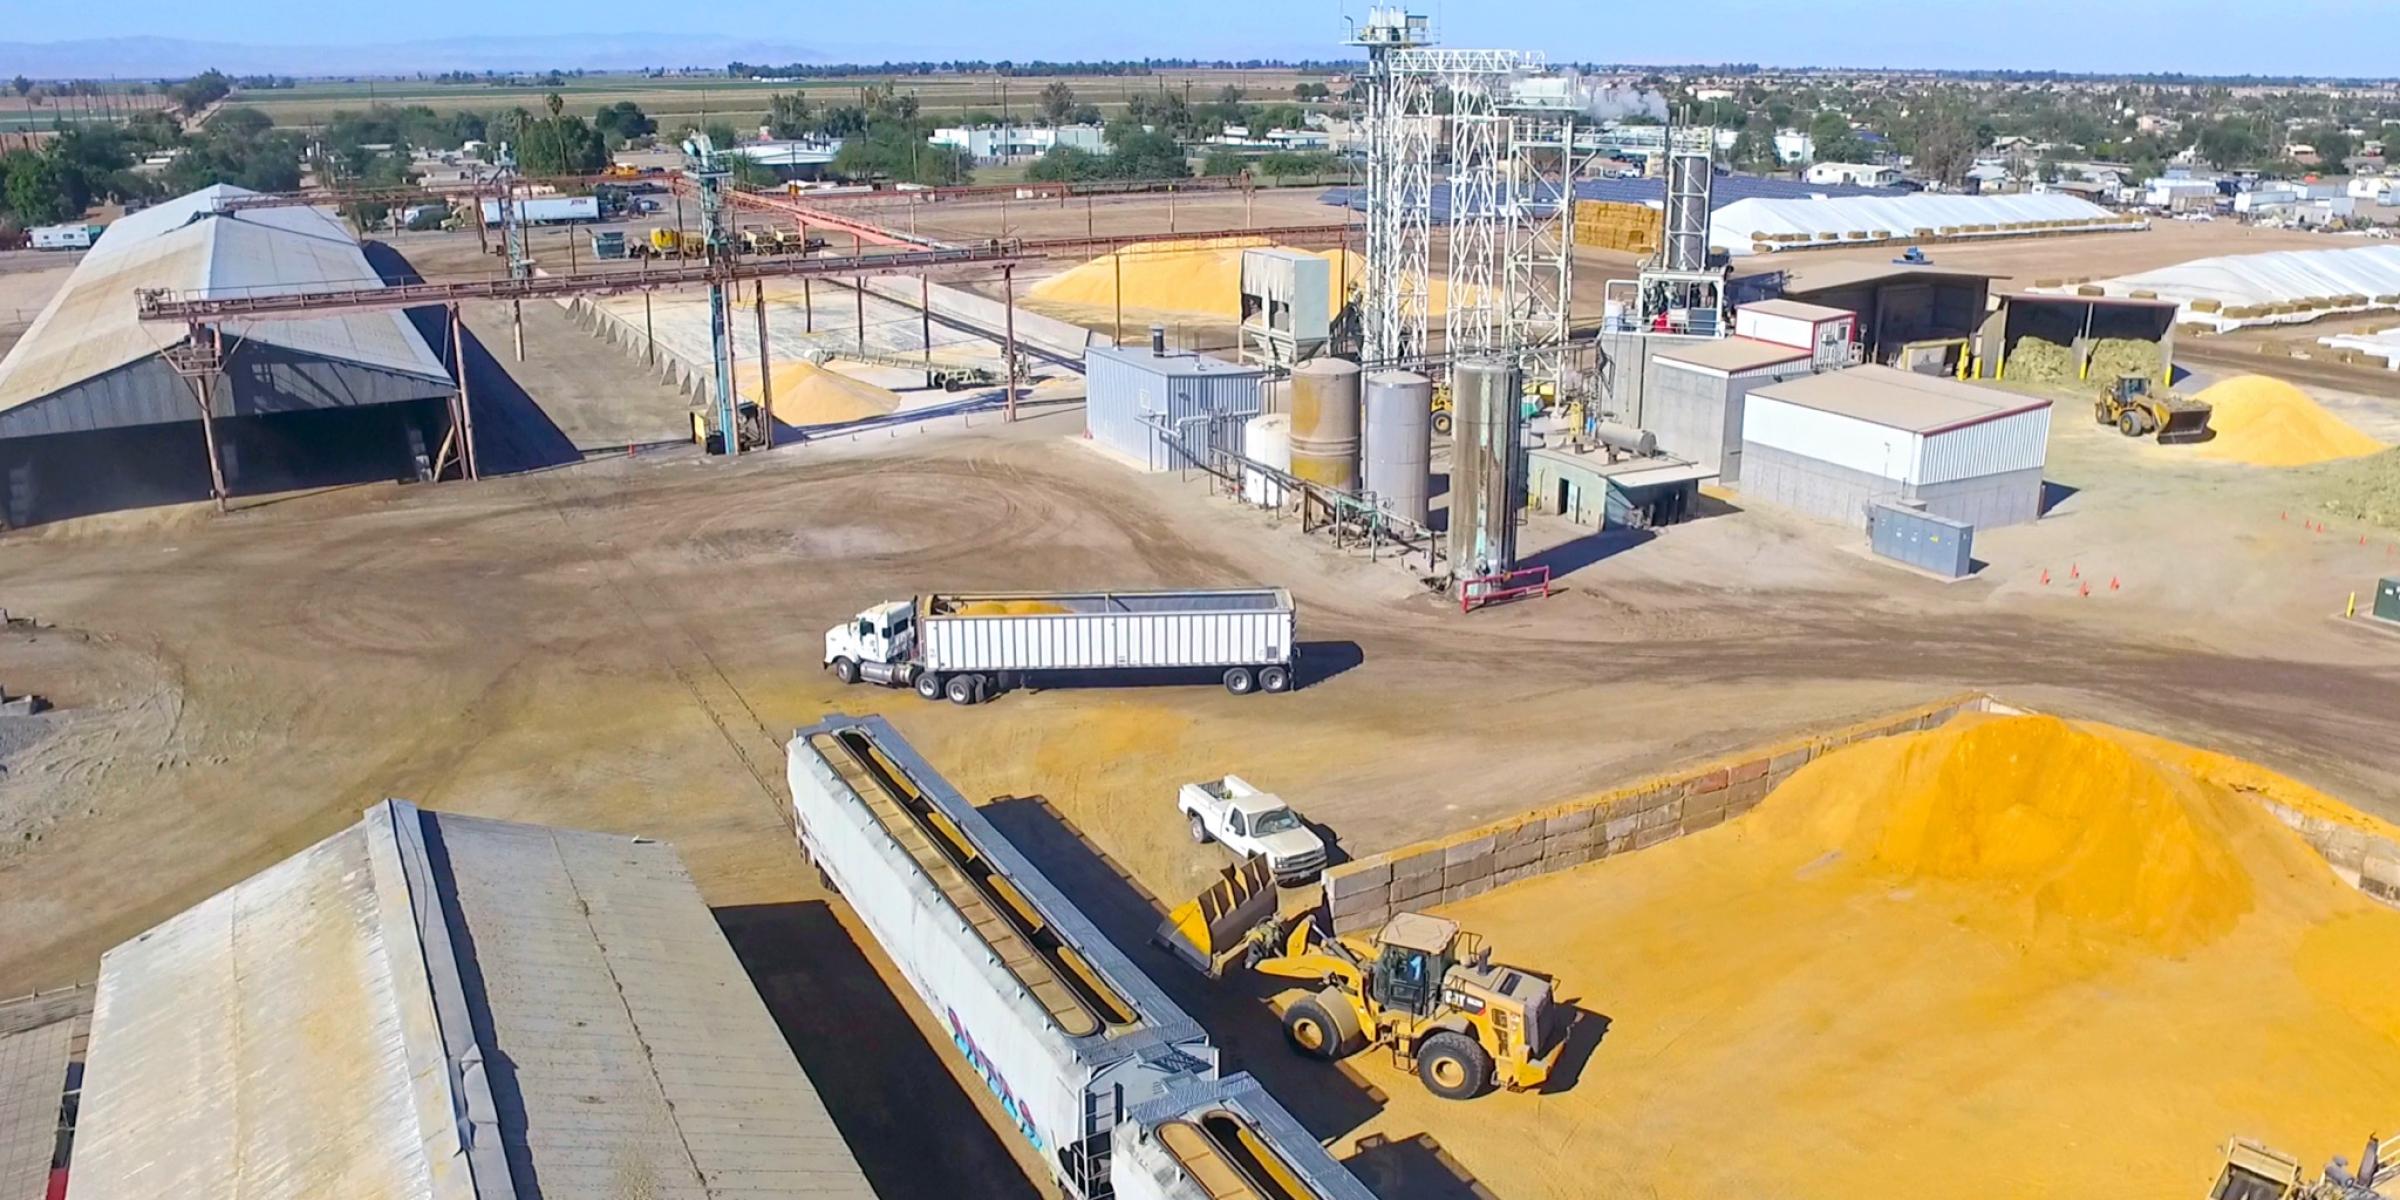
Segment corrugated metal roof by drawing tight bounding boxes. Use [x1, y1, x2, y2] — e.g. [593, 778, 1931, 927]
[1738, 299, 1854, 323]
[1085, 344, 1267, 379]
[1654, 336, 1810, 374]
[0, 184, 449, 420]
[1749, 365, 2052, 434]
[0, 1019, 73, 1200]
[68, 801, 876, 1200]
[1782, 261, 2005, 295]
[1713, 192, 2135, 256]
[1317, 173, 1898, 222]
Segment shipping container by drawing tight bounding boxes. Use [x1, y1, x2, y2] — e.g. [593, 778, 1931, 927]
[787, 716, 1217, 1200]
[478, 196, 600, 227]
[825, 589, 1298, 703]
[1112, 1073, 1379, 1200]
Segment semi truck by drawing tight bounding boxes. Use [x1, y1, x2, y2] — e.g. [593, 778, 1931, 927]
[478, 195, 600, 227]
[787, 716, 1219, 1200]
[823, 588, 1298, 705]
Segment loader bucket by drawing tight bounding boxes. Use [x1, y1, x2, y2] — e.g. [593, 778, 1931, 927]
[1154, 856, 1278, 977]
[2156, 401, 2214, 445]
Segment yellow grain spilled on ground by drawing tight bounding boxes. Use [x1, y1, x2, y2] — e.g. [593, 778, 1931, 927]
[1368, 712, 2400, 1200]
[1025, 237, 1444, 322]
[744, 361, 901, 425]
[2193, 374, 2386, 467]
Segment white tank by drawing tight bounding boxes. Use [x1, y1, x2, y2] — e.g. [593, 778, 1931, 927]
[1242, 413, 1291, 507]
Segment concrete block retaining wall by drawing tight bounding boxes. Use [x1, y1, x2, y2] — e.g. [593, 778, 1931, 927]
[1320, 691, 2400, 931]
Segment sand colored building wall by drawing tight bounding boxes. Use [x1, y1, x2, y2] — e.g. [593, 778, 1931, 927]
[1320, 692, 2400, 932]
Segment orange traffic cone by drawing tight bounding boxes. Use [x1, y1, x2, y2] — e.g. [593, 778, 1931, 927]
[2070, 563, 2080, 578]
[2078, 581, 2091, 597]
[2109, 576, 2121, 591]
[2040, 568, 2051, 585]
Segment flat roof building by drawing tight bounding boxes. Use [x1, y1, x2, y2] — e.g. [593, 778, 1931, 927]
[64, 800, 875, 1200]
[1738, 366, 2052, 529]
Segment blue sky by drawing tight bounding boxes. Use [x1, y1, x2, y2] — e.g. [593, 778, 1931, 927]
[40, 0, 2400, 77]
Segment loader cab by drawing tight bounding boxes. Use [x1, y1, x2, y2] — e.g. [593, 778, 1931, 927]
[1371, 913, 1460, 1017]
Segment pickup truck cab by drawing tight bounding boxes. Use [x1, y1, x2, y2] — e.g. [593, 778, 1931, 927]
[1179, 775, 1327, 885]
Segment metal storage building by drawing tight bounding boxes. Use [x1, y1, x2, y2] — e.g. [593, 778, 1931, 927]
[64, 799, 876, 1200]
[1739, 366, 2051, 529]
[0, 184, 458, 529]
[1526, 446, 1710, 530]
[1640, 336, 1815, 482]
[1083, 342, 1266, 472]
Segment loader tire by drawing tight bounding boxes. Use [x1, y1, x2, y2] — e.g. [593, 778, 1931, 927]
[1284, 998, 1355, 1061]
[1416, 1031, 1493, 1100]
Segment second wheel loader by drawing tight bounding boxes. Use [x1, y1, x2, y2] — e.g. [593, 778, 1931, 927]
[1157, 858, 1566, 1100]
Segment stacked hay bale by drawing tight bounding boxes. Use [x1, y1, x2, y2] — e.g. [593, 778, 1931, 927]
[1573, 201, 1662, 256]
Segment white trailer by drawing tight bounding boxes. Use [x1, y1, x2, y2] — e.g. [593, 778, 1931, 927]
[1112, 1073, 1379, 1200]
[787, 715, 1219, 1200]
[29, 223, 102, 250]
[824, 588, 1298, 705]
[478, 195, 600, 226]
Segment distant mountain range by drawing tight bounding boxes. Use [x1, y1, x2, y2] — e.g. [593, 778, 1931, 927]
[0, 35, 828, 79]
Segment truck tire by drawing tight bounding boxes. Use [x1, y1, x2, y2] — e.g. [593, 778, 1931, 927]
[1258, 665, 1291, 693]
[1223, 667, 1256, 695]
[1416, 1031, 1493, 1100]
[1188, 813, 1213, 844]
[946, 675, 980, 705]
[915, 671, 944, 701]
[1283, 997, 1359, 1061]
[830, 657, 859, 685]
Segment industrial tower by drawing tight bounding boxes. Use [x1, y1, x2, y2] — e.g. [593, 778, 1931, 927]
[1634, 121, 1728, 337]
[680, 132, 745, 457]
[1502, 72, 1581, 402]
[1346, 8, 1432, 368]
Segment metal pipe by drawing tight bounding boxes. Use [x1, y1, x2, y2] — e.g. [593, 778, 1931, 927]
[755, 279, 774, 439]
[1003, 264, 1018, 422]
[194, 323, 227, 512]
[451, 305, 479, 480]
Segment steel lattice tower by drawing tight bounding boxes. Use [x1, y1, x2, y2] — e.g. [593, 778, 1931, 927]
[1504, 74, 1581, 402]
[1423, 52, 1532, 360]
[1347, 9, 1431, 367]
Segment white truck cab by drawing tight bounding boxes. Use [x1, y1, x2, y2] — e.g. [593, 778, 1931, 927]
[825, 601, 918, 687]
[1179, 775, 1328, 884]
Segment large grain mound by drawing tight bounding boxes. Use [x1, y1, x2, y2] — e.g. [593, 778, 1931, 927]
[2193, 375, 2386, 467]
[744, 361, 901, 425]
[1027, 237, 1441, 321]
[1760, 713, 2257, 951]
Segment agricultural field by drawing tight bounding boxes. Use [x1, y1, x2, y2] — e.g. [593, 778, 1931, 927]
[228, 69, 1330, 130]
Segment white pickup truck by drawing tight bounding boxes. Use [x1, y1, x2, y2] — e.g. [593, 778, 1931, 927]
[1178, 775, 1328, 885]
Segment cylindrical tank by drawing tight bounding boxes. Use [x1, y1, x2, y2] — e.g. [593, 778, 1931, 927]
[1592, 421, 1657, 457]
[1242, 413, 1291, 507]
[1362, 370, 1432, 524]
[1287, 357, 1362, 492]
[1448, 357, 1525, 578]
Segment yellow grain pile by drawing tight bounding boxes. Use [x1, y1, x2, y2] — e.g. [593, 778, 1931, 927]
[1026, 237, 1439, 322]
[2194, 375, 2387, 467]
[1573, 200, 1661, 255]
[742, 361, 900, 425]
[1381, 713, 2400, 1199]
[949, 599, 1072, 616]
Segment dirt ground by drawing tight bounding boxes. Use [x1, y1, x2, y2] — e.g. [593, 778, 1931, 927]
[5, 199, 2400, 1198]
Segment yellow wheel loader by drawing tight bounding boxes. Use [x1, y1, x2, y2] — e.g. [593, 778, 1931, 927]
[2208, 1128, 2394, 1200]
[1157, 858, 1566, 1100]
[2097, 372, 2214, 444]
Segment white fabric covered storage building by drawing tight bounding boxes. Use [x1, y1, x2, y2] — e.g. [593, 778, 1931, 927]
[2041, 244, 2400, 332]
[1712, 192, 2139, 257]
[1738, 365, 2051, 529]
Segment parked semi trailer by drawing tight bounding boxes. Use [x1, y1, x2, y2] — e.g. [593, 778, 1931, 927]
[1113, 1073, 1379, 1200]
[823, 588, 1298, 704]
[787, 715, 1219, 1200]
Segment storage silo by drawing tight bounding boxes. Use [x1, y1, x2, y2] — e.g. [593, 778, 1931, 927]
[1242, 413, 1291, 507]
[1287, 357, 1362, 491]
[1362, 370, 1433, 524]
[1448, 357, 1525, 577]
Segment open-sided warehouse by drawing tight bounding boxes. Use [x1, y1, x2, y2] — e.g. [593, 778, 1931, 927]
[1083, 342, 1265, 471]
[1991, 293, 2179, 386]
[1739, 366, 2052, 529]
[2047, 243, 2400, 331]
[1780, 263, 2002, 371]
[0, 185, 457, 528]
[63, 799, 875, 1200]
[1639, 335, 1814, 482]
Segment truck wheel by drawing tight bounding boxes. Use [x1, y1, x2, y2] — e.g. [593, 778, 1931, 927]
[1416, 1031, 1493, 1100]
[831, 657, 859, 685]
[1223, 667, 1256, 695]
[1258, 665, 1291, 693]
[1188, 813, 1213, 844]
[946, 674, 980, 705]
[915, 671, 944, 701]
[1283, 998, 1357, 1061]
